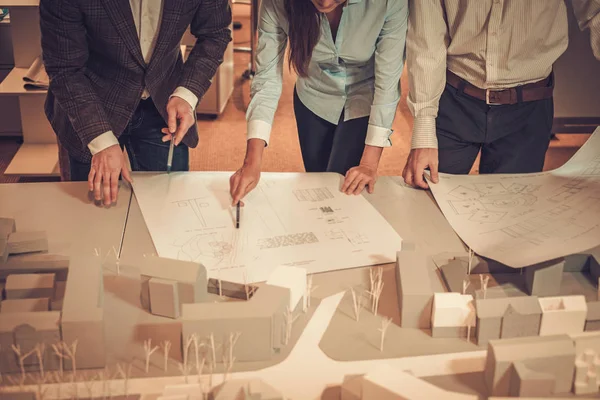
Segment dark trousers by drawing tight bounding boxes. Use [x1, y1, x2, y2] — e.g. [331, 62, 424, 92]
[69, 99, 189, 181]
[437, 83, 554, 174]
[293, 89, 368, 176]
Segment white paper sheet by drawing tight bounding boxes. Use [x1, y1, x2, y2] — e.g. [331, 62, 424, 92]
[428, 127, 600, 268]
[132, 172, 402, 283]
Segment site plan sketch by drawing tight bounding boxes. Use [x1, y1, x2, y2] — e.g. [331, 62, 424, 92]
[132, 172, 403, 283]
[429, 127, 600, 268]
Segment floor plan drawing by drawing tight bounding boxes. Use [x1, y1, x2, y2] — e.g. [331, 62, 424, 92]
[132, 172, 403, 283]
[429, 128, 600, 268]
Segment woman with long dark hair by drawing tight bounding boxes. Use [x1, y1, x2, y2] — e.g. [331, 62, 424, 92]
[230, 0, 408, 204]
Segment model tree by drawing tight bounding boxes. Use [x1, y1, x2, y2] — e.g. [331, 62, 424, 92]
[348, 287, 364, 322]
[143, 338, 159, 373]
[161, 340, 172, 372]
[378, 318, 393, 352]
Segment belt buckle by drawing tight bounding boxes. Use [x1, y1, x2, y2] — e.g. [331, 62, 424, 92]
[486, 88, 503, 105]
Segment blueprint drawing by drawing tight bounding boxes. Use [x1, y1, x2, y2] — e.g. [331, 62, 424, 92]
[132, 172, 403, 283]
[428, 127, 600, 268]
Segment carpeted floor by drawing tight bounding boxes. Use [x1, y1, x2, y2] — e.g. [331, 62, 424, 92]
[0, 5, 591, 184]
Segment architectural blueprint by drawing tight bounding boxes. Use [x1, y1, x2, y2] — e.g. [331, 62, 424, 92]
[132, 172, 403, 283]
[428, 127, 600, 268]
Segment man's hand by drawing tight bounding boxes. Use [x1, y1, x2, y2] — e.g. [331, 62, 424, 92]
[402, 148, 439, 189]
[88, 144, 132, 206]
[341, 164, 378, 195]
[230, 162, 261, 206]
[161, 97, 195, 145]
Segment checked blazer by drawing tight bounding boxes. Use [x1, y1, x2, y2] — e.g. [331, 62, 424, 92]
[40, 0, 232, 162]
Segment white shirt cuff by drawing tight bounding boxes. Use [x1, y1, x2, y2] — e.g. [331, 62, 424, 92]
[411, 116, 438, 149]
[87, 131, 119, 155]
[170, 86, 199, 110]
[247, 119, 272, 146]
[365, 124, 392, 148]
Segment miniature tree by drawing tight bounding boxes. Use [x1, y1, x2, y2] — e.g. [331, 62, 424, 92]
[52, 371, 63, 399]
[34, 343, 46, 379]
[209, 333, 218, 370]
[348, 287, 364, 321]
[34, 372, 50, 400]
[183, 334, 195, 369]
[368, 267, 384, 315]
[303, 274, 319, 313]
[284, 307, 300, 345]
[242, 270, 255, 300]
[83, 373, 97, 399]
[116, 362, 132, 397]
[479, 275, 490, 299]
[51, 342, 68, 378]
[12, 344, 36, 386]
[161, 340, 172, 372]
[222, 332, 241, 381]
[378, 318, 393, 352]
[191, 334, 205, 375]
[462, 279, 470, 295]
[143, 339, 159, 373]
[178, 362, 192, 384]
[467, 248, 474, 275]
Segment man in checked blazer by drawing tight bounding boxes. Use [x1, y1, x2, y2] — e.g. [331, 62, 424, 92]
[40, 0, 232, 205]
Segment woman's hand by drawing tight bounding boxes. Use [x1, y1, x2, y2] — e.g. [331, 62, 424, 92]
[341, 164, 378, 195]
[229, 139, 266, 206]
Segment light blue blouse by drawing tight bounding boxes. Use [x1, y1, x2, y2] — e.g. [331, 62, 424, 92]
[246, 0, 408, 148]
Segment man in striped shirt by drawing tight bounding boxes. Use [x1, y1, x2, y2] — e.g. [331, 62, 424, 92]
[403, 0, 600, 189]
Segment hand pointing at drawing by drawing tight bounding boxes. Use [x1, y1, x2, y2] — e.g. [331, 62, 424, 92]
[230, 139, 265, 206]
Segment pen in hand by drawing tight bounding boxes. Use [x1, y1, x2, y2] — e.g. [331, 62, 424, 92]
[167, 136, 175, 174]
[236, 202, 241, 229]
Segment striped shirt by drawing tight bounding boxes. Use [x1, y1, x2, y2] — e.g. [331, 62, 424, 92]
[407, 0, 600, 149]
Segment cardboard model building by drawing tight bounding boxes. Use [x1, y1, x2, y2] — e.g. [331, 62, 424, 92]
[484, 334, 576, 396]
[182, 283, 290, 362]
[341, 364, 478, 400]
[538, 295, 587, 336]
[396, 250, 444, 329]
[131, 256, 208, 319]
[585, 301, 600, 332]
[475, 297, 542, 346]
[431, 292, 475, 338]
[524, 258, 564, 297]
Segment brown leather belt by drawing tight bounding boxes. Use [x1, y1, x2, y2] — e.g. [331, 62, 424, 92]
[446, 70, 554, 105]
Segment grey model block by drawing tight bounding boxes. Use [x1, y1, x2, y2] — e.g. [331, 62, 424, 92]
[396, 250, 443, 329]
[440, 259, 468, 293]
[0, 237, 8, 263]
[524, 258, 564, 297]
[341, 374, 363, 400]
[0, 217, 16, 238]
[585, 301, 600, 332]
[5, 273, 56, 299]
[590, 247, 600, 282]
[476, 297, 542, 346]
[484, 335, 576, 396]
[7, 231, 48, 255]
[182, 284, 290, 362]
[149, 277, 180, 319]
[509, 361, 555, 397]
[132, 256, 208, 304]
[563, 254, 591, 272]
[1, 298, 50, 313]
[61, 255, 105, 369]
[431, 326, 469, 338]
[0, 254, 70, 280]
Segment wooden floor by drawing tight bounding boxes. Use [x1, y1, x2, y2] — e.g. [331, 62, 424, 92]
[0, 5, 591, 184]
